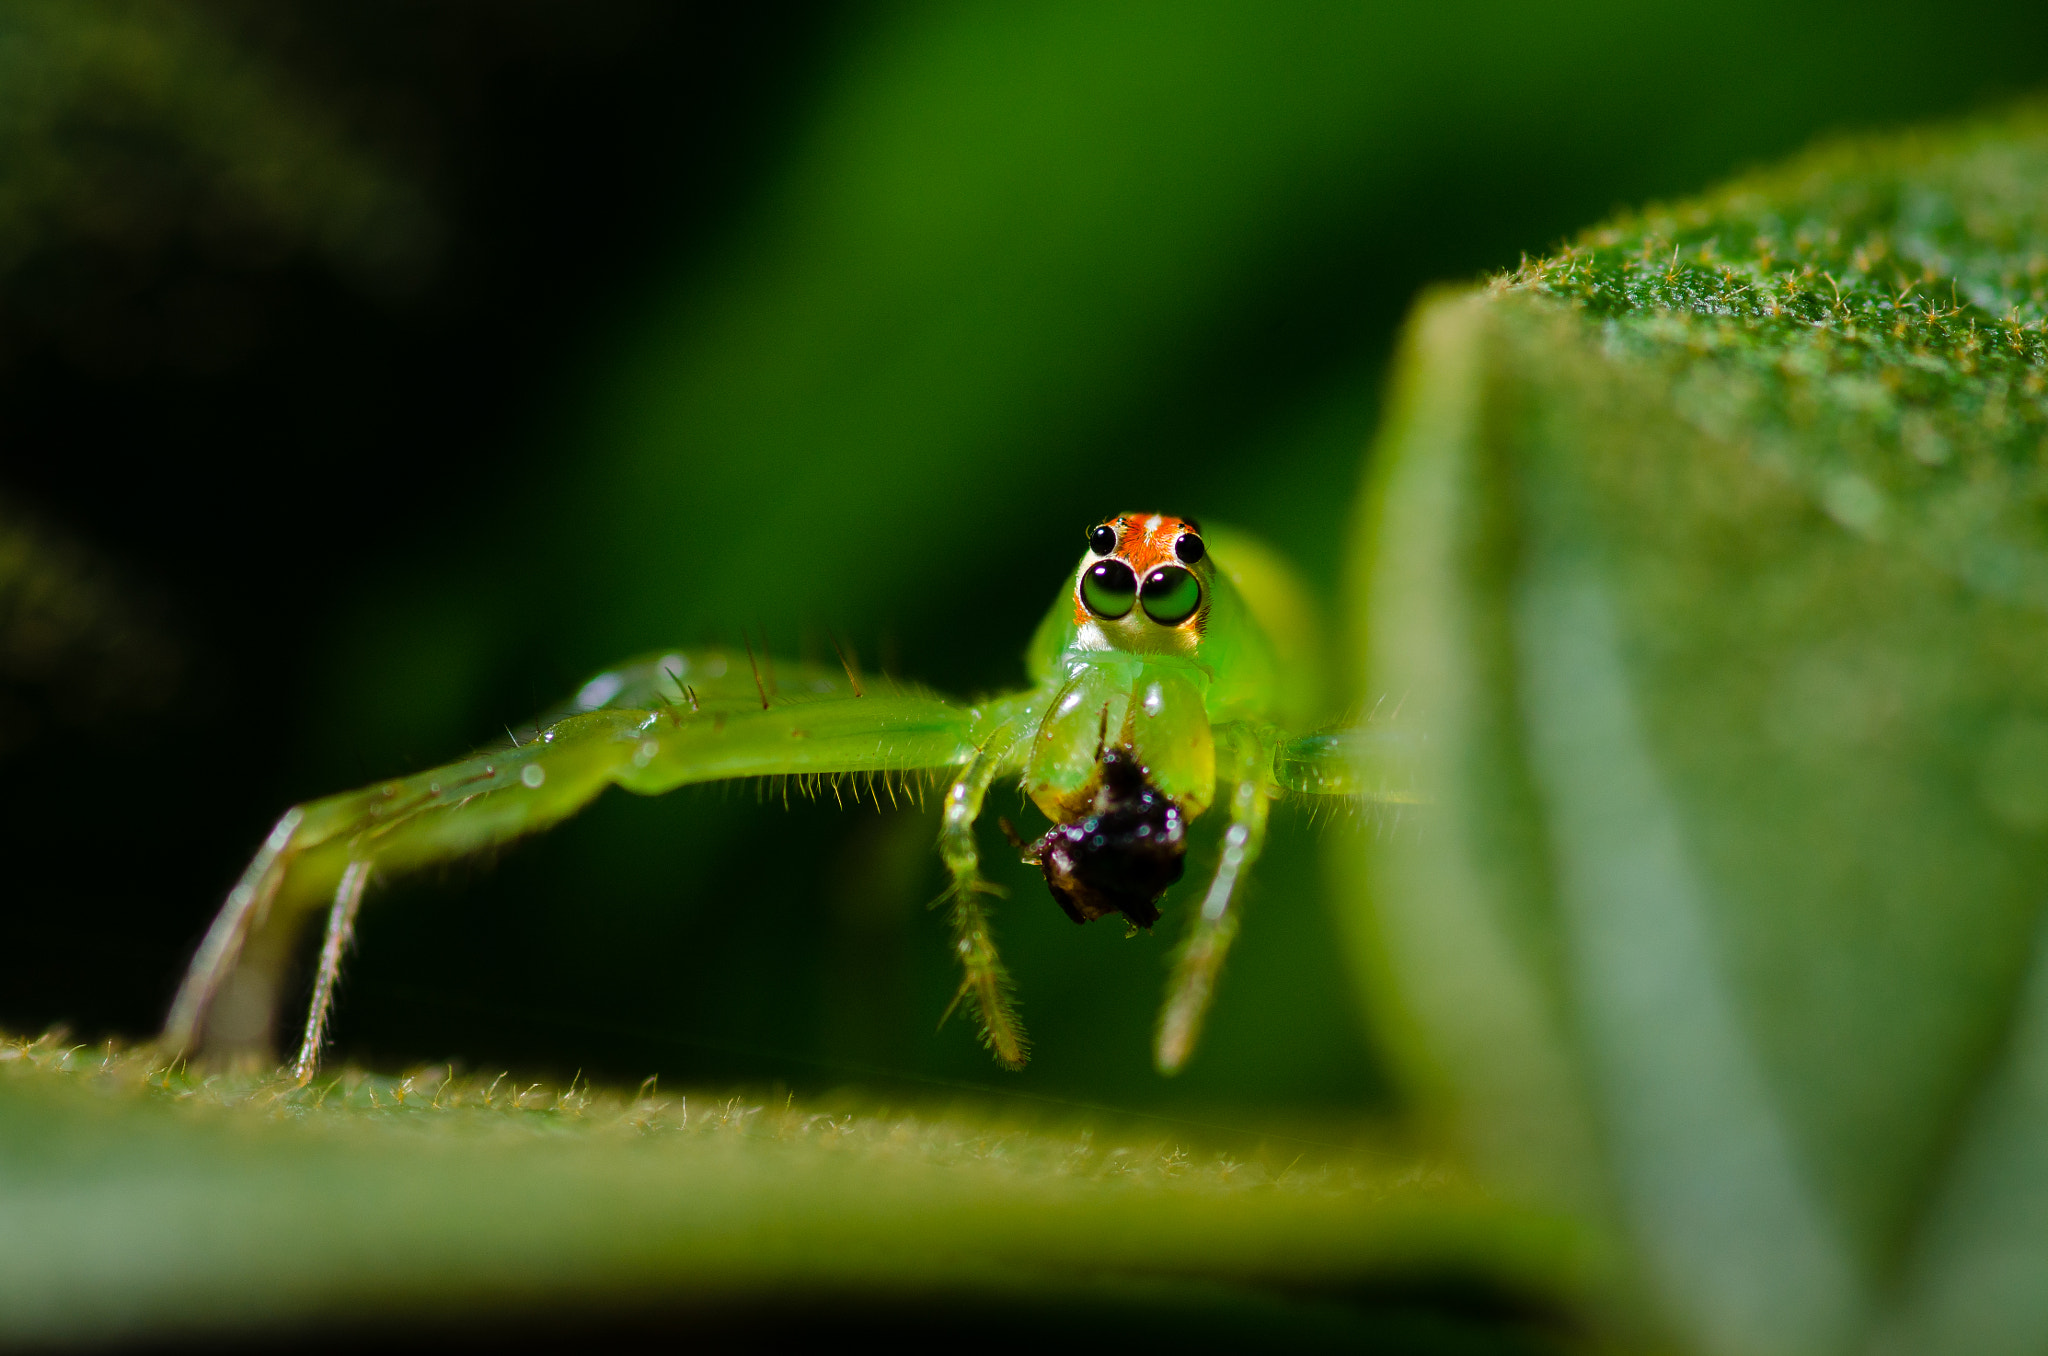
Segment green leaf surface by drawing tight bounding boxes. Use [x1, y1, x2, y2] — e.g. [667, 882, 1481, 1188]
[0, 1037, 1590, 1348]
[1348, 105, 2048, 1356]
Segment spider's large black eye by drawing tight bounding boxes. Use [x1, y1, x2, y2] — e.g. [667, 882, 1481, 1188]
[1088, 523, 1118, 555]
[1081, 560, 1137, 619]
[1140, 566, 1202, 626]
[1174, 533, 1205, 565]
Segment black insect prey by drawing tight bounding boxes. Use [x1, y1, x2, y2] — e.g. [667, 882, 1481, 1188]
[1023, 746, 1187, 928]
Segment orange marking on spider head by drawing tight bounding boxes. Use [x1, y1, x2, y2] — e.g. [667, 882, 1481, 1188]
[1071, 512, 1204, 626]
[1116, 513, 1191, 576]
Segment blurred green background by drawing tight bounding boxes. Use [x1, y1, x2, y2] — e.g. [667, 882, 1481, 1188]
[2, 0, 2045, 1126]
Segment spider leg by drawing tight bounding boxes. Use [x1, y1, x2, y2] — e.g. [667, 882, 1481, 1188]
[1274, 723, 1428, 806]
[1154, 722, 1281, 1075]
[163, 807, 304, 1059]
[1149, 719, 1427, 1072]
[936, 711, 1034, 1069]
[165, 667, 979, 1073]
[288, 858, 370, 1087]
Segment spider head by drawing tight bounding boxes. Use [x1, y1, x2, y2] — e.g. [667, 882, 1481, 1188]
[1072, 512, 1209, 653]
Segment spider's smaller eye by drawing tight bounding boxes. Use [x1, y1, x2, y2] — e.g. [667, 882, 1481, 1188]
[1174, 533, 1205, 565]
[1140, 566, 1202, 626]
[1081, 560, 1137, 619]
[1088, 523, 1118, 556]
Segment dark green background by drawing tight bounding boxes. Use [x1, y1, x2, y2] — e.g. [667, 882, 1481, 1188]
[3, 0, 2044, 1122]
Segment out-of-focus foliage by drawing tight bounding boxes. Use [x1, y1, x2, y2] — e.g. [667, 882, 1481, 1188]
[531, 0, 2048, 660]
[0, 1034, 1590, 1349]
[0, 0, 429, 368]
[0, 1, 419, 751]
[0, 495, 179, 753]
[1353, 105, 2048, 1356]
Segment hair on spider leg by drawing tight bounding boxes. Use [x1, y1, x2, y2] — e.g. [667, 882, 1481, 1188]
[654, 663, 701, 722]
[871, 770, 913, 813]
[827, 628, 866, 698]
[739, 769, 880, 814]
[741, 634, 767, 710]
[1297, 775, 1427, 842]
[756, 625, 778, 699]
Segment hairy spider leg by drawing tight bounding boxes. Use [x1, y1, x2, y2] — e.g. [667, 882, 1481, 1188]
[289, 858, 370, 1086]
[935, 703, 1038, 1069]
[164, 669, 977, 1074]
[165, 707, 649, 1060]
[1274, 723, 1428, 805]
[1148, 717, 1430, 1074]
[1153, 722, 1281, 1074]
[164, 805, 303, 1063]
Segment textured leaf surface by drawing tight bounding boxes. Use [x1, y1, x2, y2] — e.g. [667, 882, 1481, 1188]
[1349, 106, 2048, 1356]
[0, 1038, 1588, 1347]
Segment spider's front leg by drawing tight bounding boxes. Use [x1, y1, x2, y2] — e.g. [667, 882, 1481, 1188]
[164, 706, 657, 1075]
[935, 707, 1035, 1069]
[1154, 722, 1281, 1074]
[1152, 719, 1429, 1074]
[165, 661, 981, 1082]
